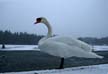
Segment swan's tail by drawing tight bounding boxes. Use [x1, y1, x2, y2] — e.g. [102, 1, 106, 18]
[87, 52, 104, 59]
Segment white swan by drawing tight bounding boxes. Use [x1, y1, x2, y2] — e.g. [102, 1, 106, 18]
[34, 17, 103, 69]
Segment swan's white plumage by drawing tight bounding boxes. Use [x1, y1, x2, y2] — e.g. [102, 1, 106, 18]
[38, 36, 103, 58]
[35, 17, 103, 59]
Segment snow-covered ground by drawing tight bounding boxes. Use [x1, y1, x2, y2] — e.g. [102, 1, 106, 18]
[0, 45, 40, 51]
[93, 45, 108, 51]
[1, 64, 108, 74]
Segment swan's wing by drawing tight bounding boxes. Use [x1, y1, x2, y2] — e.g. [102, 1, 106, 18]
[39, 40, 103, 58]
[48, 36, 92, 52]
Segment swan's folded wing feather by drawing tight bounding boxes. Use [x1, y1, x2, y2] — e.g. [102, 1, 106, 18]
[48, 36, 92, 52]
[39, 40, 103, 58]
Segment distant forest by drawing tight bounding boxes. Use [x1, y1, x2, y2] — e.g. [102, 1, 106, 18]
[0, 30, 108, 45]
[0, 30, 43, 45]
[78, 37, 108, 45]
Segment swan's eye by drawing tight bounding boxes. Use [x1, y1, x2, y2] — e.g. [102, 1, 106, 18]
[36, 18, 42, 23]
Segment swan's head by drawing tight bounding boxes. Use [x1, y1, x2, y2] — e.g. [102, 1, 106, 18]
[34, 17, 48, 24]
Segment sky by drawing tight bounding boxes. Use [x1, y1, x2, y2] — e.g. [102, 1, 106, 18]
[0, 0, 108, 38]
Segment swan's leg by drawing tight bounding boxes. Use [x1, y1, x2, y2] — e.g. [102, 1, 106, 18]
[59, 58, 64, 69]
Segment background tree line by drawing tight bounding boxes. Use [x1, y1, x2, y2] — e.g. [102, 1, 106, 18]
[0, 30, 108, 45]
[0, 30, 43, 45]
[78, 37, 108, 45]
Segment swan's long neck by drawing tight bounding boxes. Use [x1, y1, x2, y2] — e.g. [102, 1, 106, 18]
[43, 21, 53, 38]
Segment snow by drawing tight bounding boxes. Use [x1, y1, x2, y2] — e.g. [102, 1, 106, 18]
[93, 45, 108, 51]
[36, 64, 108, 74]
[0, 45, 40, 51]
[1, 64, 108, 74]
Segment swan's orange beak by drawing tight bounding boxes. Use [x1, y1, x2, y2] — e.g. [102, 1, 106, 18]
[34, 21, 38, 24]
[34, 20, 41, 24]
[34, 18, 41, 24]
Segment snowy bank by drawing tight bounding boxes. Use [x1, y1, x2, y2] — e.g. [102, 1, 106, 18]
[0, 45, 40, 51]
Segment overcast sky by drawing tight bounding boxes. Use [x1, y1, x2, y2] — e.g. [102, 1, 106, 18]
[0, 0, 108, 38]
